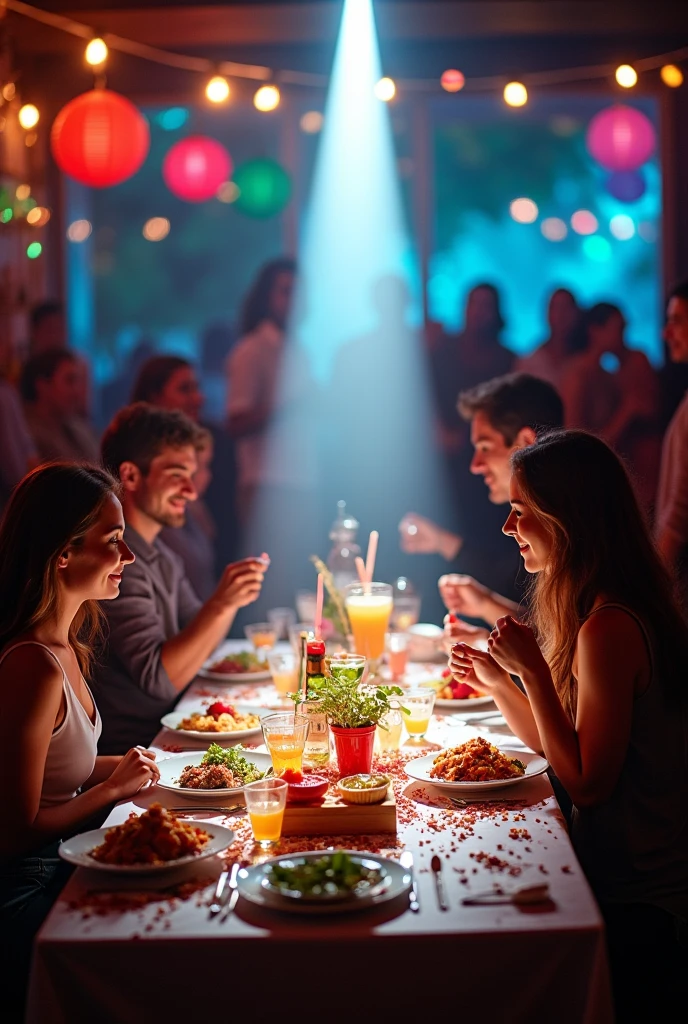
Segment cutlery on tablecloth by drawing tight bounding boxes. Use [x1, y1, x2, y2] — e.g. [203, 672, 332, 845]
[430, 854, 449, 911]
[168, 804, 245, 815]
[399, 851, 419, 913]
[461, 883, 550, 907]
[448, 710, 505, 724]
[208, 869, 229, 916]
[220, 863, 240, 921]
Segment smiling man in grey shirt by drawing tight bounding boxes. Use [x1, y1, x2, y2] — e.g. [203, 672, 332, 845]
[93, 403, 268, 753]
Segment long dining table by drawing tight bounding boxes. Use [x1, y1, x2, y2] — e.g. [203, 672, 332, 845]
[27, 641, 613, 1024]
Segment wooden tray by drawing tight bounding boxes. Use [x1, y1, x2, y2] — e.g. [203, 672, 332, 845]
[281, 790, 397, 836]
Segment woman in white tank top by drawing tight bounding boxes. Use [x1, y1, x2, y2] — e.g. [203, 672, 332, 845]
[0, 464, 160, 1020]
[449, 432, 688, 1020]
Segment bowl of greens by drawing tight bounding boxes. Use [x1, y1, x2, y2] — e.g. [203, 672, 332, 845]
[260, 850, 390, 904]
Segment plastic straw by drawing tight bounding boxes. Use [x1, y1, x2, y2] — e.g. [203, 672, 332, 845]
[365, 530, 378, 584]
[355, 556, 367, 584]
[315, 573, 324, 639]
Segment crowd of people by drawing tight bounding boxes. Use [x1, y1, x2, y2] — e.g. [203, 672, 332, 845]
[1, 265, 688, 1019]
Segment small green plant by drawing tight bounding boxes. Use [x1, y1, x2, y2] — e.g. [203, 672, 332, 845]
[307, 673, 407, 729]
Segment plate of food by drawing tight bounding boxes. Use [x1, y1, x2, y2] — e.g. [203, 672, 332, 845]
[156, 743, 272, 797]
[199, 650, 270, 682]
[161, 702, 267, 741]
[58, 803, 235, 874]
[405, 737, 548, 794]
[418, 672, 494, 709]
[237, 850, 411, 914]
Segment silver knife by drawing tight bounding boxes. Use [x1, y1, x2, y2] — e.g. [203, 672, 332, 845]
[208, 869, 229, 916]
[169, 805, 244, 815]
[399, 851, 419, 912]
[220, 863, 240, 921]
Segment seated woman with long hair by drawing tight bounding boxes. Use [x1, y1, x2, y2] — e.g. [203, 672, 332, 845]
[450, 431, 687, 1019]
[0, 464, 160, 1019]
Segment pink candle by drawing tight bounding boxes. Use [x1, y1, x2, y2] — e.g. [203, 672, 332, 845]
[315, 573, 324, 639]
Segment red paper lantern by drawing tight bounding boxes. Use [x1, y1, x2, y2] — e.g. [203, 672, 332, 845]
[162, 136, 232, 203]
[586, 105, 656, 172]
[51, 89, 150, 188]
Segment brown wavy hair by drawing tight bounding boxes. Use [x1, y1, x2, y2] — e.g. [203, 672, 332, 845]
[511, 431, 688, 719]
[0, 463, 119, 677]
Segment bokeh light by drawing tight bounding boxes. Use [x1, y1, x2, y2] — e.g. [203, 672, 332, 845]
[638, 220, 657, 242]
[571, 209, 598, 235]
[66, 219, 92, 242]
[15, 184, 31, 201]
[374, 77, 396, 102]
[254, 85, 281, 112]
[660, 64, 684, 88]
[156, 108, 189, 131]
[216, 180, 239, 203]
[26, 206, 51, 227]
[26, 241, 42, 259]
[509, 197, 538, 223]
[2, 83, 15, 101]
[0, 208, 13, 224]
[583, 236, 612, 261]
[504, 82, 528, 107]
[206, 76, 230, 103]
[615, 65, 638, 88]
[142, 217, 170, 241]
[18, 104, 39, 129]
[541, 217, 568, 241]
[300, 111, 324, 134]
[441, 69, 465, 93]
[609, 214, 635, 240]
[85, 38, 108, 66]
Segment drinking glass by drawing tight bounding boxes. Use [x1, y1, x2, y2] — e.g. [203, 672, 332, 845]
[267, 607, 297, 640]
[326, 653, 366, 686]
[245, 623, 277, 658]
[295, 590, 317, 622]
[261, 712, 309, 774]
[376, 702, 403, 752]
[386, 631, 409, 681]
[390, 594, 422, 632]
[288, 622, 315, 653]
[344, 582, 393, 668]
[268, 651, 298, 701]
[404, 690, 436, 743]
[244, 778, 288, 849]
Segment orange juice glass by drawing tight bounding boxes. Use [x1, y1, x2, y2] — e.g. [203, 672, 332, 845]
[245, 623, 277, 655]
[268, 651, 298, 700]
[345, 582, 393, 664]
[261, 713, 309, 775]
[244, 778, 288, 848]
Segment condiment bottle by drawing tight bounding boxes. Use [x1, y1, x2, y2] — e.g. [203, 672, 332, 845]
[302, 639, 330, 768]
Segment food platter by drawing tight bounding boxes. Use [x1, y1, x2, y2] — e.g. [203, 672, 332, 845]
[405, 749, 549, 795]
[434, 694, 494, 709]
[198, 651, 271, 683]
[58, 822, 235, 874]
[160, 704, 268, 741]
[156, 749, 272, 798]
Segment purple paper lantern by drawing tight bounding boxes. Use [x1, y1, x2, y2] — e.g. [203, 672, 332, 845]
[586, 105, 656, 172]
[605, 170, 646, 203]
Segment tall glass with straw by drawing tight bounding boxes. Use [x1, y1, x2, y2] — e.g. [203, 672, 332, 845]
[345, 531, 393, 674]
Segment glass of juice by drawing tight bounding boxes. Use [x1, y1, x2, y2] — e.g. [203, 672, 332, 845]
[267, 607, 296, 640]
[245, 623, 278, 658]
[386, 631, 409, 681]
[244, 778, 288, 849]
[268, 651, 298, 702]
[404, 690, 436, 744]
[344, 582, 393, 670]
[376, 702, 403, 752]
[261, 712, 309, 774]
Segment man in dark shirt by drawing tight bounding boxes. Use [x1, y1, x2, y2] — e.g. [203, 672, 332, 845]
[92, 403, 268, 752]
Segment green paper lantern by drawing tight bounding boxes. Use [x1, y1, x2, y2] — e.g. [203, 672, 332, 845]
[232, 158, 292, 218]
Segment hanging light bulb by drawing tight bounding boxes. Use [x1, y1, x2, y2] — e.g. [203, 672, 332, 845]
[18, 104, 40, 129]
[615, 64, 638, 88]
[660, 64, 684, 88]
[254, 85, 280, 112]
[85, 38, 108, 67]
[374, 77, 396, 101]
[206, 75, 230, 103]
[504, 82, 528, 107]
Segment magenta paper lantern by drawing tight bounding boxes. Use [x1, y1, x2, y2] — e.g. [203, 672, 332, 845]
[586, 105, 656, 172]
[162, 135, 232, 202]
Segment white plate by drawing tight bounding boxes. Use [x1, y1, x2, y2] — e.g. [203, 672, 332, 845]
[58, 821, 235, 874]
[198, 652, 271, 683]
[405, 749, 549, 794]
[155, 749, 272, 798]
[237, 851, 411, 915]
[434, 694, 494, 709]
[160, 705, 268, 741]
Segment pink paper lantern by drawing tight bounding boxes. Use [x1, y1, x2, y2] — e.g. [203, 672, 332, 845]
[586, 105, 656, 172]
[162, 135, 232, 202]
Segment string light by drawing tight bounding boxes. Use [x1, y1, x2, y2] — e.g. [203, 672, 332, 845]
[142, 217, 170, 241]
[441, 69, 465, 93]
[26, 207, 51, 227]
[300, 111, 324, 134]
[2, 83, 15, 102]
[85, 37, 108, 67]
[26, 241, 42, 259]
[18, 104, 39, 129]
[615, 64, 637, 88]
[510, 197, 538, 223]
[254, 85, 280, 112]
[66, 219, 92, 243]
[205, 75, 230, 103]
[374, 77, 396, 101]
[571, 210, 599, 235]
[660, 64, 684, 88]
[541, 217, 568, 241]
[15, 184, 31, 201]
[504, 82, 528, 107]
[610, 214, 635, 240]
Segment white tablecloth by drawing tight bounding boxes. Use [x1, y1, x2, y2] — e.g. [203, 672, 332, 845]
[27, 643, 613, 1023]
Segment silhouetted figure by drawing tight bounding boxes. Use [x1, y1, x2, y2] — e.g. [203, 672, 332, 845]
[20, 351, 99, 464]
[516, 287, 586, 389]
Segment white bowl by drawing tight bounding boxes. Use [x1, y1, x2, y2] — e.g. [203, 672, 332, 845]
[406, 623, 444, 662]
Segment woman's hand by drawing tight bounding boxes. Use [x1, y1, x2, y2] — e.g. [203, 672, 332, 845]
[488, 616, 546, 679]
[442, 613, 490, 654]
[449, 643, 512, 695]
[104, 747, 160, 800]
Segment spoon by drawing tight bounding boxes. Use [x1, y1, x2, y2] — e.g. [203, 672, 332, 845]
[430, 854, 449, 911]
